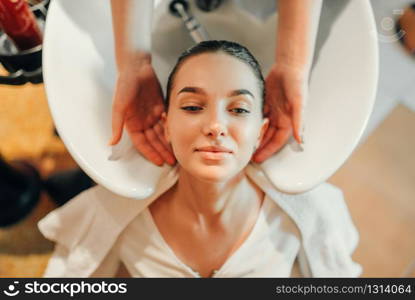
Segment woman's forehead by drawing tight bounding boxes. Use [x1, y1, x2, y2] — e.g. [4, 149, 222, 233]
[172, 52, 261, 97]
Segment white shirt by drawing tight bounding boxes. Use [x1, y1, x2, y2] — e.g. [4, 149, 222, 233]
[39, 164, 362, 277]
[117, 195, 301, 278]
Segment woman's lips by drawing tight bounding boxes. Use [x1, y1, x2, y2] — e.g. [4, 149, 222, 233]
[196, 151, 231, 160]
[195, 146, 233, 153]
[195, 146, 233, 160]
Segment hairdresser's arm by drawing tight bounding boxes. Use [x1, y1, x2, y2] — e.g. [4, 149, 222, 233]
[109, 0, 175, 166]
[253, 0, 321, 163]
[111, 0, 152, 69]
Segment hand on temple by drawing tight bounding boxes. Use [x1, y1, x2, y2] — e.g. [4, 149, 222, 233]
[252, 62, 306, 164]
[109, 60, 176, 167]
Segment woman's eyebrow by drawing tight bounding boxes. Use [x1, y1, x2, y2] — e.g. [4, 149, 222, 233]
[228, 89, 255, 99]
[177, 87, 255, 100]
[177, 86, 206, 95]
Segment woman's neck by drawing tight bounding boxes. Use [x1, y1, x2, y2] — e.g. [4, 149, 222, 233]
[171, 166, 264, 229]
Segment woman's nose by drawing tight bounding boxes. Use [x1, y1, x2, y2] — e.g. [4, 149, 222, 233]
[202, 110, 227, 138]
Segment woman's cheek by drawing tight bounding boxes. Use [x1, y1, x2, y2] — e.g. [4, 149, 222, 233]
[233, 122, 259, 147]
[170, 122, 196, 156]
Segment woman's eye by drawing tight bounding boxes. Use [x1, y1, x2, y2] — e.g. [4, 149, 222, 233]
[230, 108, 250, 114]
[181, 106, 203, 112]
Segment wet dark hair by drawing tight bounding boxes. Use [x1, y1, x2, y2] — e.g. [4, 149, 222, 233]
[165, 40, 265, 115]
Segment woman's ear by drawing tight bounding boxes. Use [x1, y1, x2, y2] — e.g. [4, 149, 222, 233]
[161, 112, 170, 143]
[256, 118, 269, 149]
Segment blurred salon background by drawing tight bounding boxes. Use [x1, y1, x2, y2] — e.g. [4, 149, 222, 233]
[0, 0, 414, 277]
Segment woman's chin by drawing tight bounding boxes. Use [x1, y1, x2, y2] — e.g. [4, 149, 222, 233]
[185, 165, 236, 183]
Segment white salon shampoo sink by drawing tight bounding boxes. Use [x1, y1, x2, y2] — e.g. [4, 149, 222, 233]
[43, 0, 378, 198]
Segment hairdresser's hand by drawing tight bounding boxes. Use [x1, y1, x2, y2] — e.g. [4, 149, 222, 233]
[109, 61, 176, 166]
[252, 63, 305, 163]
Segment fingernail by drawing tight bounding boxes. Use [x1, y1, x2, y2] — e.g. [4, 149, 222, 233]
[290, 136, 304, 152]
[296, 141, 304, 152]
[108, 151, 121, 161]
[301, 124, 305, 144]
[108, 144, 122, 161]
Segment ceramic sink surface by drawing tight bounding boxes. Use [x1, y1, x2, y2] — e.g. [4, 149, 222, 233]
[43, 0, 378, 198]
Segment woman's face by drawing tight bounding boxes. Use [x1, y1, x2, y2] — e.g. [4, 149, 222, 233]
[163, 52, 269, 183]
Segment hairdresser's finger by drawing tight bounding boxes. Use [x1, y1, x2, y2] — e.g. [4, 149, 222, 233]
[291, 97, 303, 144]
[143, 104, 161, 126]
[152, 103, 164, 118]
[252, 128, 278, 163]
[251, 126, 275, 163]
[252, 131, 277, 164]
[144, 128, 176, 166]
[153, 121, 169, 149]
[144, 128, 170, 162]
[109, 104, 125, 146]
[131, 131, 164, 166]
[153, 136, 176, 166]
[259, 126, 276, 150]
[110, 80, 138, 145]
[263, 101, 270, 116]
[252, 127, 291, 163]
[264, 85, 278, 116]
[154, 122, 176, 165]
[264, 92, 277, 116]
[252, 129, 289, 163]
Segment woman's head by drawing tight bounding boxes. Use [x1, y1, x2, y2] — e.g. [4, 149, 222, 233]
[162, 40, 269, 183]
[165, 40, 266, 111]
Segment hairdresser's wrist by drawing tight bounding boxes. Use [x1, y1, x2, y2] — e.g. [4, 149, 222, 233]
[276, 26, 308, 69]
[271, 59, 306, 80]
[117, 50, 152, 73]
[276, 46, 307, 70]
